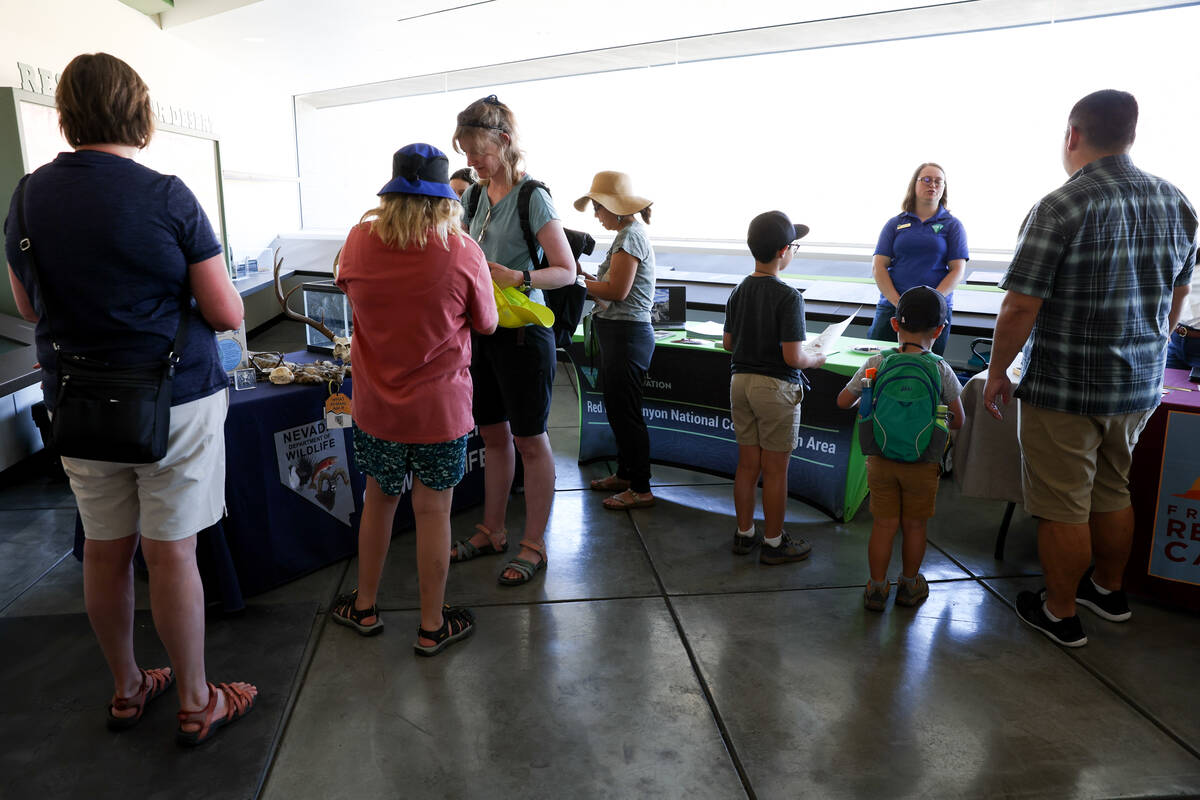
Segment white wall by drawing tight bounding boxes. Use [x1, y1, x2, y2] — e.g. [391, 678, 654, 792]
[0, 0, 300, 258]
[293, 5, 1200, 253]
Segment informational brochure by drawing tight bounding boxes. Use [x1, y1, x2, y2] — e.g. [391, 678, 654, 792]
[802, 308, 860, 355]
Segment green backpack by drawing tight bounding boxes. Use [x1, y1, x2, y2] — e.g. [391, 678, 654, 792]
[858, 348, 951, 463]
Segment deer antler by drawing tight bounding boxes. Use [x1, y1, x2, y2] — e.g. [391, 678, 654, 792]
[273, 253, 337, 342]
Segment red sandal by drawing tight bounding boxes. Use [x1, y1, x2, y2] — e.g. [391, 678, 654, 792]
[176, 681, 258, 747]
[107, 666, 174, 731]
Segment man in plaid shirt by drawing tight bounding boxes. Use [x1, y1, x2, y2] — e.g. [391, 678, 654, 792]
[984, 90, 1198, 648]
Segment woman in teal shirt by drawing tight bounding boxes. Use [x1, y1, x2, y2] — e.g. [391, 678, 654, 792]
[449, 95, 575, 586]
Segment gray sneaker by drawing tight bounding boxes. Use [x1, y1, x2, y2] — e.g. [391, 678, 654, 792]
[895, 574, 930, 607]
[863, 580, 890, 611]
[731, 529, 762, 555]
[759, 533, 812, 565]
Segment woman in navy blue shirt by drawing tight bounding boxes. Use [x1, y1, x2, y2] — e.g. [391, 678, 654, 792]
[867, 162, 969, 355]
[5, 53, 255, 746]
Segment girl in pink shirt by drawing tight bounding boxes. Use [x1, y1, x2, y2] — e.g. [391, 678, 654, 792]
[332, 143, 498, 655]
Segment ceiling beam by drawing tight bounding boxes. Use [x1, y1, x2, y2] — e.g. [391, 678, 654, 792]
[157, 0, 265, 28]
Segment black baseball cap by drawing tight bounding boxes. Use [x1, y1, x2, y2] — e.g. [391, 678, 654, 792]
[896, 286, 948, 332]
[747, 210, 810, 263]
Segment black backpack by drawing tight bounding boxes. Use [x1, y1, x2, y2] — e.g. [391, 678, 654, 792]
[463, 180, 594, 349]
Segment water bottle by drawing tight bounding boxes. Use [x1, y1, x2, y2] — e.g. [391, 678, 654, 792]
[859, 367, 877, 417]
[935, 403, 950, 433]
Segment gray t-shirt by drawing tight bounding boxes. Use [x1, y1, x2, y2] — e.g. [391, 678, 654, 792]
[842, 349, 962, 404]
[724, 274, 807, 384]
[465, 176, 558, 306]
[595, 219, 655, 323]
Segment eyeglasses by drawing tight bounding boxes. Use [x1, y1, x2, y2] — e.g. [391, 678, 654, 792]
[477, 207, 494, 243]
[917, 176, 945, 187]
[787, 242, 802, 253]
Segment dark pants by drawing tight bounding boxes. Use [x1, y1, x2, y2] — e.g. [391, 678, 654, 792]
[595, 318, 655, 493]
[867, 301, 952, 356]
[1166, 329, 1200, 370]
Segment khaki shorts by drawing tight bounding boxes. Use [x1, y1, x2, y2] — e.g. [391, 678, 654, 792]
[730, 373, 804, 452]
[62, 390, 228, 542]
[1017, 402, 1153, 524]
[866, 456, 941, 519]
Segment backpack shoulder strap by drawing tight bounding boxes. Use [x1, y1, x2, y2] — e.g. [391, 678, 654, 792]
[518, 179, 549, 270]
[462, 183, 482, 226]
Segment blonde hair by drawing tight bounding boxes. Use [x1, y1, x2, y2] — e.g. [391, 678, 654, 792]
[360, 193, 463, 251]
[452, 95, 524, 186]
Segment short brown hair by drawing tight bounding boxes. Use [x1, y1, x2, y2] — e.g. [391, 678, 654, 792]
[1069, 90, 1137, 152]
[901, 162, 949, 214]
[56, 53, 154, 149]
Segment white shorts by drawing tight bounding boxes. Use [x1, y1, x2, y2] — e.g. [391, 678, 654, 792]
[62, 389, 228, 542]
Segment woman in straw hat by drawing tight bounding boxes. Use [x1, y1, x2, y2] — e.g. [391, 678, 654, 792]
[332, 143, 498, 654]
[450, 95, 576, 585]
[576, 171, 658, 510]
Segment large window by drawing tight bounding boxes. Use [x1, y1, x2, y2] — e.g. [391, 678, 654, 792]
[296, 5, 1200, 253]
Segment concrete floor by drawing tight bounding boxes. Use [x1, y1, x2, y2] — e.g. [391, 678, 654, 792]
[2, 319, 1199, 799]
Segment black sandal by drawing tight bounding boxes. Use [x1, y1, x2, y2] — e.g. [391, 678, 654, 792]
[414, 605, 475, 656]
[331, 589, 383, 636]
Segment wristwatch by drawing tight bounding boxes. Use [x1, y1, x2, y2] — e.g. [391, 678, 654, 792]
[522, 271, 533, 291]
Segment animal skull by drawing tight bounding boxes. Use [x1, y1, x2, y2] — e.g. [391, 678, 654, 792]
[331, 336, 351, 363]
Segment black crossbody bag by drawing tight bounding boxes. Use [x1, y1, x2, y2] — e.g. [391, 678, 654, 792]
[16, 176, 188, 464]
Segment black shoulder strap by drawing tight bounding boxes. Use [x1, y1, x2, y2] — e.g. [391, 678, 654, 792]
[14, 175, 50, 337]
[16, 173, 191, 364]
[462, 183, 482, 226]
[517, 179, 549, 270]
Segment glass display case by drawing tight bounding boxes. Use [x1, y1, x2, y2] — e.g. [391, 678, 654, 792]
[301, 280, 352, 354]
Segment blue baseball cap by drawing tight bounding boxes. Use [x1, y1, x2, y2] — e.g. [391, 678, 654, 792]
[378, 143, 458, 201]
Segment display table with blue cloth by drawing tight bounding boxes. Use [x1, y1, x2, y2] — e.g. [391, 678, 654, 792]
[570, 332, 876, 521]
[74, 351, 485, 611]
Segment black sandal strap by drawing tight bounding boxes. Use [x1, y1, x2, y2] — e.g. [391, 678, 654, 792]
[334, 591, 377, 624]
[417, 605, 474, 642]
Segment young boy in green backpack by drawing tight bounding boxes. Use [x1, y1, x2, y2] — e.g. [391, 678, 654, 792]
[836, 286, 965, 610]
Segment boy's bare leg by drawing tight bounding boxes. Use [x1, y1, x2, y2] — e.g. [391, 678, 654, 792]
[759, 449, 791, 538]
[899, 518, 929, 578]
[868, 517, 899, 583]
[733, 445, 762, 532]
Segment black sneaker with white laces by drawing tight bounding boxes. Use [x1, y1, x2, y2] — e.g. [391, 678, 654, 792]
[1016, 590, 1087, 648]
[1075, 566, 1132, 622]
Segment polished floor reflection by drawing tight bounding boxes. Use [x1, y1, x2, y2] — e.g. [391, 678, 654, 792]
[2, 321, 1199, 799]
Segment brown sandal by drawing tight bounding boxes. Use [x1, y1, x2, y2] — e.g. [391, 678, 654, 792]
[589, 474, 630, 492]
[451, 523, 509, 562]
[602, 489, 656, 510]
[107, 666, 174, 731]
[176, 681, 257, 747]
[498, 539, 548, 586]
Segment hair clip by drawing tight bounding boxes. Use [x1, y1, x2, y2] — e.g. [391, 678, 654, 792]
[481, 94, 501, 105]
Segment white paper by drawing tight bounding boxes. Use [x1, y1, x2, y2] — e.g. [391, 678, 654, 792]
[684, 320, 725, 337]
[802, 307, 860, 354]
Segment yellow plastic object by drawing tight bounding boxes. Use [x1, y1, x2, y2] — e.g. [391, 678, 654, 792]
[493, 283, 554, 329]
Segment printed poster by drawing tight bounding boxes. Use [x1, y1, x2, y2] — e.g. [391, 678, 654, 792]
[1148, 411, 1200, 585]
[274, 418, 355, 525]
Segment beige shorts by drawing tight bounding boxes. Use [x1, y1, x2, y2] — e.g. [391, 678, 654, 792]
[866, 456, 941, 520]
[62, 390, 228, 542]
[1017, 402, 1153, 524]
[730, 373, 804, 452]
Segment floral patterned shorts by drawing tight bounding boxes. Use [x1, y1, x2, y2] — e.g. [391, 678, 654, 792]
[352, 427, 468, 494]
